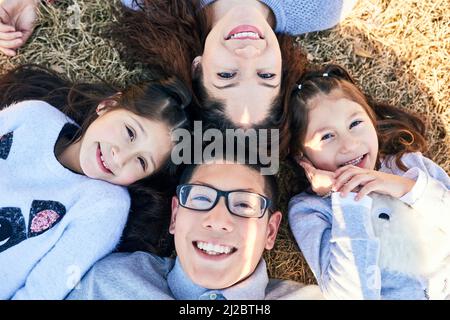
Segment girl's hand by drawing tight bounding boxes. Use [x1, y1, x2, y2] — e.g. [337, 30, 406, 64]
[333, 165, 416, 200]
[297, 157, 336, 197]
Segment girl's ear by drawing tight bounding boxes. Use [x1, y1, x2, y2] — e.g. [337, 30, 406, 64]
[96, 94, 121, 116]
[191, 56, 202, 75]
[96, 101, 108, 116]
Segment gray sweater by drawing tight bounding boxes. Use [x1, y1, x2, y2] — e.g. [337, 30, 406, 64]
[122, 0, 357, 35]
[67, 252, 323, 300]
[0, 101, 130, 300]
[289, 153, 450, 299]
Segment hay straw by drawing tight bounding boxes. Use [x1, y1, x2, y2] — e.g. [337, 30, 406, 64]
[0, 0, 448, 285]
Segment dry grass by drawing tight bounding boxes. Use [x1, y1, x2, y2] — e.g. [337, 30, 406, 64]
[1, 0, 448, 286]
[267, 0, 450, 285]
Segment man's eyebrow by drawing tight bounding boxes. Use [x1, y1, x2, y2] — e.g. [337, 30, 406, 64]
[191, 180, 258, 193]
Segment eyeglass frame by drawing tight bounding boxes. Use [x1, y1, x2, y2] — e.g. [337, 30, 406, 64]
[175, 183, 272, 219]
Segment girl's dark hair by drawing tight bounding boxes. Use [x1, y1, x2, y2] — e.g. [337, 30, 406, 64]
[0, 64, 191, 255]
[285, 64, 427, 175]
[113, 1, 307, 129]
[0, 64, 191, 173]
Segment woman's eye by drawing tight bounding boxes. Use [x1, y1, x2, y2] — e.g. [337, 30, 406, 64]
[217, 72, 236, 79]
[257, 72, 275, 79]
[126, 126, 135, 141]
[138, 157, 146, 171]
[321, 133, 333, 141]
[350, 120, 363, 129]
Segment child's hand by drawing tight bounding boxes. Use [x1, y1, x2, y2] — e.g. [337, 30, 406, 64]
[297, 157, 336, 197]
[333, 165, 415, 200]
[0, 0, 38, 56]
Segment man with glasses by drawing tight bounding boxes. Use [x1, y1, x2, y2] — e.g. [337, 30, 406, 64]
[67, 161, 321, 299]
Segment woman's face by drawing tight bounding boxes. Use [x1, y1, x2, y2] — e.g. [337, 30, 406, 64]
[198, 5, 282, 127]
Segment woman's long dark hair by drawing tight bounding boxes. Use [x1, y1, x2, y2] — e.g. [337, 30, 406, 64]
[284, 64, 427, 190]
[111, 0, 307, 129]
[110, 0, 207, 90]
[0, 64, 191, 255]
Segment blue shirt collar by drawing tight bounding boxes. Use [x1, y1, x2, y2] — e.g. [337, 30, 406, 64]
[167, 257, 269, 300]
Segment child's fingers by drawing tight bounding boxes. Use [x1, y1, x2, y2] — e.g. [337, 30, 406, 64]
[0, 48, 17, 57]
[0, 31, 23, 41]
[333, 167, 360, 191]
[299, 161, 315, 182]
[298, 160, 316, 176]
[0, 24, 16, 33]
[298, 159, 314, 170]
[298, 156, 314, 166]
[0, 46, 16, 56]
[355, 181, 379, 200]
[334, 164, 355, 176]
[0, 37, 23, 49]
[339, 174, 376, 198]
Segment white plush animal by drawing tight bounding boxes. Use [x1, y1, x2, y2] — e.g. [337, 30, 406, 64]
[370, 193, 450, 277]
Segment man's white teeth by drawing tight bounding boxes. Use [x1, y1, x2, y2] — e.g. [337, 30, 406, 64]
[343, 155, 364, 166]
[196, 241, 233, 255]
[100, 154, 110, 170]
[230, 32, 260, 39]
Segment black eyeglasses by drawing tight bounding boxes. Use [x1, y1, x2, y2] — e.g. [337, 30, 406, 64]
[176, 184, 272, 219]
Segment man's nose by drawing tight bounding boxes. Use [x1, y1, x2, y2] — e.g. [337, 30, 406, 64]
[202, 199, 234, 232]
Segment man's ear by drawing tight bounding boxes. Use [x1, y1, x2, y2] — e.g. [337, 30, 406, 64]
[265, 211, 282, 250]
[192, 56, 202, 76]
[169, 196, 180, 235]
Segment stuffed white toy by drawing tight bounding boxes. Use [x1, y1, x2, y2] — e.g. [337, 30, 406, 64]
[370, 193, 450, 278]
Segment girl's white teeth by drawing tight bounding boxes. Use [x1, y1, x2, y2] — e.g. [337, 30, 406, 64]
[230, 32, 260, 39]
[196, 241, 233, 255]
[343, 155, 364, 166]
[100, 154, 110, 170]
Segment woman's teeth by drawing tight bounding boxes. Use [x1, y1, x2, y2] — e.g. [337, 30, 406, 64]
[196, 241, 234, 255]
[229, 32, 260, 39]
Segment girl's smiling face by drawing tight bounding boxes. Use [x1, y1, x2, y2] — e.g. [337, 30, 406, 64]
[61, 107, 172, 186]
[302, 95, 379, 172]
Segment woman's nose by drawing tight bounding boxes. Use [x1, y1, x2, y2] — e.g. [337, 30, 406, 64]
[234, 45, 261, 58]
